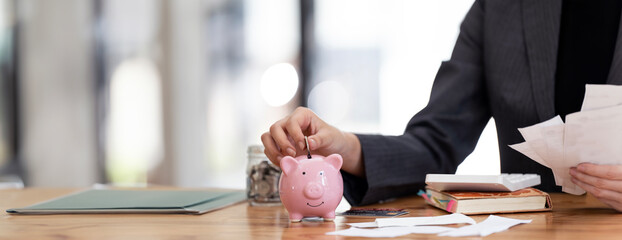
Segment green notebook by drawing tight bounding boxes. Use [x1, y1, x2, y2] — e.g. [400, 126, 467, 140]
[6, 189, 247, 214]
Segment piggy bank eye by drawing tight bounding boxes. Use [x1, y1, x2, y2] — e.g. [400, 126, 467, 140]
[319, 171, 324, 176]
[302, 172, 306, 175]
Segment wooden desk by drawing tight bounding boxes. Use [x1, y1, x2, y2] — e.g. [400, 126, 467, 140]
[1, 188, 621, 239]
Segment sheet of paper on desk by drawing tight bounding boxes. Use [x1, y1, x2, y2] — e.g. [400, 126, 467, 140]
[327, 226, 456, 237]
[375, 213, 476, 227]
[348, 222, 380, 228]
[347, 213, 475, 228]
[327, 214, 530, 238]
[438, 215, 531, 237]
[510, 84, 622, 195]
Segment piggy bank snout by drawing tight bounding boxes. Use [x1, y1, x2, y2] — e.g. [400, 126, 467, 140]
[303, 182, 325, 200]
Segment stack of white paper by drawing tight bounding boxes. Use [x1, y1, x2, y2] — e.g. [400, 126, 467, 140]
[326, 213, 531, 238]
[510, 84, 622, 195]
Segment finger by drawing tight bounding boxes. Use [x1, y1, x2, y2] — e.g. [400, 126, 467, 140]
[288, 135, 306, 156]
[595, 197, 621, 210]
[571, 176, 622, 201]
[285, 119, 307, 151]
[286, 108, 316, 150]
[269, 120, 297, 157]
[582, 186, 622, 212]
[308, 128, 336, 151]
[576, 163, 622, 180]
[261, 132, 283, 166]
[570, 167, 622, 192]
[286, 118, 308, 150]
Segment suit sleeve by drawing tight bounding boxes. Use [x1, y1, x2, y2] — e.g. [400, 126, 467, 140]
[342, 0, 491, 206]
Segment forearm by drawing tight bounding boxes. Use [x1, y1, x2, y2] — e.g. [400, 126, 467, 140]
[340, 132, 365, 177]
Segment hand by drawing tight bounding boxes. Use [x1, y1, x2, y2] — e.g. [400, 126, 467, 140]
[570, 163, 622, 212]
[261, 107, 364, 177]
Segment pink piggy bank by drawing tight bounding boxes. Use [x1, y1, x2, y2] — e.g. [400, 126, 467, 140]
[279, 154, 343, 222]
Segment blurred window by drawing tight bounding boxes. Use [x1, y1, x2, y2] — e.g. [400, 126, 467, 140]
[203, 0, 300, 188]
[102, 0, 164, 185]
[311, 0, 499, 174]
[27, 0, 499, 188]
[0, 0, 16, 175]
[100, 0, 301, 188]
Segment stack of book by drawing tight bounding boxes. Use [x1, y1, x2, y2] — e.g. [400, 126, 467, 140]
[421, 187, 552, 215]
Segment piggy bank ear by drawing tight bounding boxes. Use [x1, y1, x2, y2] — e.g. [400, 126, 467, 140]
[280, 156, 299, 176]
[324, 154, 343, 170]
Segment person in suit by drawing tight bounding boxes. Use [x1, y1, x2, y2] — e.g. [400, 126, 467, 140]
[262, 0, 622, 211]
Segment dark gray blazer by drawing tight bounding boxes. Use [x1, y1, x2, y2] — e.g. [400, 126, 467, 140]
[343, 0, 622, 206]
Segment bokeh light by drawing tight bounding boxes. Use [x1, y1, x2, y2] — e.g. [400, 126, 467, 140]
[308, 80, 350, 124]
[260, 63, 299, 107]
[107, 58, 163, 184]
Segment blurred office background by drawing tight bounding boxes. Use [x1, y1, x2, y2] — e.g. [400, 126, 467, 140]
[0, 0, 497, 189]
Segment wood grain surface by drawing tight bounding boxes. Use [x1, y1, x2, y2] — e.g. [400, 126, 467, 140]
[1, 188, 620, 240]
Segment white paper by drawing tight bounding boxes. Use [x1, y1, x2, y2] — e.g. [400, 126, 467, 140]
[438, 215, 531, 237]
[540, 124, 565, 167]
[509, 138, 565, 186]
[565, 107, 622, 167]
[329, 215, 529, 238]
[510, 86, 622, 195]
[347, 222, 378, 228]
[559, 111, 622, 196]
[513, 115, 583, 194]
[326, 227, 412, 238]
[518, 115, 564, 161]
[326, 226, 457, 237]
[513, 114, 594, 193]
[509, 142, 550, 168]
[540, 124, 566, 185]
[406, 226, 457, 234]
[581, 84, 622, 111]
[562, 185, 586, 195]
[375, 213, 476, 227]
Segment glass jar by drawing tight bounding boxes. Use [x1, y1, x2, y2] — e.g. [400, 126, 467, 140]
[246, 145, 281, 206]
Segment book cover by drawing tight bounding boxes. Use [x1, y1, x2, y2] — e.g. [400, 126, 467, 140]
[423, 187, 552, 215]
